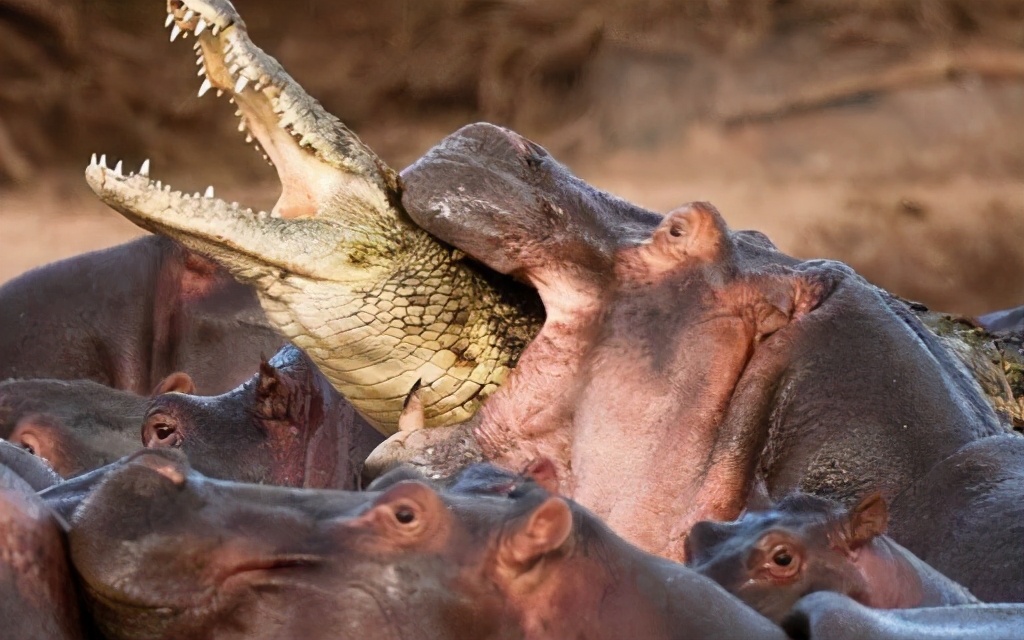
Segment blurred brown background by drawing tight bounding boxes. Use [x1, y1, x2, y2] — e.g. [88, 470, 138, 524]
[1, 0, 1023, 314]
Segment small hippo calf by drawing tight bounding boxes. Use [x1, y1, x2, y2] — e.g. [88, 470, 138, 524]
[686, 492, 977, 623]
[58, 451, 786, 640]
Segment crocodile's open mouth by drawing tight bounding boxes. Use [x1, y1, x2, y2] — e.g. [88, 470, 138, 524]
[84, 0, 398, 279]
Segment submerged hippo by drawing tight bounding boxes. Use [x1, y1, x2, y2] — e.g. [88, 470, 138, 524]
[59, 450, 786, 640]
[686, 492, 976, 623]
[0, 456, 85, 639]
[0, 235, 285, 395]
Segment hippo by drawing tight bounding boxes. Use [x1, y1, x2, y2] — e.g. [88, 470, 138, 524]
[0, 455, 86, 639]
[0, 374, 188, 477]
[783, 591, 1024, 640]
[0, 234, 285, 395]
[887, 434, 1024, 603]
[87, 0, 1020, 598]
[142, 344, 384, 488]
[58, 449, 786, 640]
[686, 492, 976, 623]
[2, 346, 383, 488]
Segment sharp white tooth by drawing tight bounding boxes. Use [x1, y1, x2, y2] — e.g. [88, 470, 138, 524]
[198, 78, 212, 97]
[229, 64, 240, 75]
[204, 185, 215, 198]
[164, 185, 171, 192]
[228, 97, 235, 104]
[90, 153, 97, 166]
[99, 154, 107, 168]
[193, 191, 201, 198]
[245, 134, 253, 143]
[113, 160, 123, 176]
[155, 180, 162, 189]
[182, 31, 189, 39]
[234, 76, 248, 93]
[139, 159, 150, 176]
[170, 25, 181, 41]
[195, 18, 207, 35]
[197, 66, 206, 77]
[183, 10, 194, 21]
[216, 89, 223, 97]
[196, 54, 204, 66]
[211, 24, 220, 36]
[234, 109, 242, 117]
[164, 14, 174, 28]
[193, 40, 201, 51]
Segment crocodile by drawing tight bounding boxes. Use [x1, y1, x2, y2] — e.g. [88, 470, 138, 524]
[85, 0, 543, 435]
[86, 0, 1023, 447]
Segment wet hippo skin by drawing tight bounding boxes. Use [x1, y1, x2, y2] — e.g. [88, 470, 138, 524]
[0, 235, 284, 395]
[60, 451, 786, 640]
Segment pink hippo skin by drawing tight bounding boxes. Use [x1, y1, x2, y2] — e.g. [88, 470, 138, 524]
[686, 492, 977, 623]
[0, 235, 284, 395]
[0, 458, 85, 639]
[399, 123, 1005, 585]
[55, 451, 785, 640]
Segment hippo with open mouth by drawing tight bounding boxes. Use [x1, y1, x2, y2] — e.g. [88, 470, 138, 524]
[85, 0, 1022, 601]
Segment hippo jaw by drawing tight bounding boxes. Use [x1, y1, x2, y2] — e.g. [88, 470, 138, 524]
[85, 0, 543, 434]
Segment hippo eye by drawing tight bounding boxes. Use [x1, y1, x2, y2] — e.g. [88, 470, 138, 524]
[394, 506, 416, 525]
[669, 226, 684, 237]
[773, 551, 793, 567]
[20, 443, 35, 456]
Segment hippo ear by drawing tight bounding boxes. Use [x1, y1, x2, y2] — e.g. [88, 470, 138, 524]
[845, 492, 888, 548]
[255, 358, 302, 422]
[398, 381, 424, 433]
[504, 497, 574, 568]
[151, 372, 196, 396]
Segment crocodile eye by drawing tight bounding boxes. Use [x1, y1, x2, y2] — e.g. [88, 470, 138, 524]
[20, 443, 35, 455]
[772, 550, 793, 566]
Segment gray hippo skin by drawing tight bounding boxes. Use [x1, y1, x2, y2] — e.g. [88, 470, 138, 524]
[0, 374, 188, 477]
[0, 438, 63, 491]
[0, 458, 85, 639]
[142, 344, 383, 488]
[687, 492, 976, 623]
[888, 434, 1024, 603]
[58, 450, 785, 640]
[784, 591, 1024, 640]
[0, 235, 284, 395]
[2, 346, 383, 488]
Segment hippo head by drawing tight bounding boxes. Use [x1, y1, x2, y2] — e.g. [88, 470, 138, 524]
[64, 451, 599, 640]
[141, 344, 382, 489]
[0, 459, 83, 638]
[0, 376, 191, 478]
[686, 493, 890, 623]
